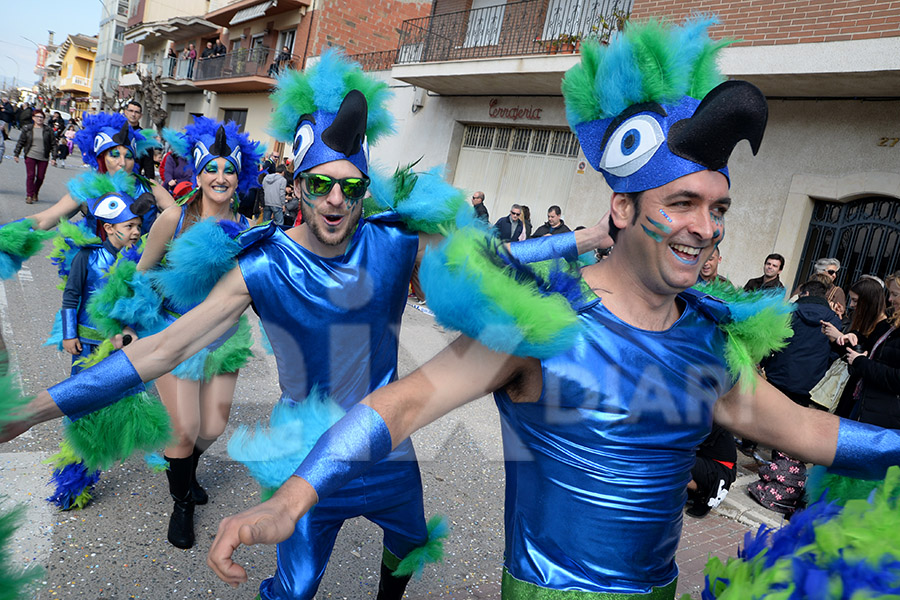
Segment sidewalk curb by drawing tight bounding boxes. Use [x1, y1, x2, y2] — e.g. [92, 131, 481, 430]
[713, 473, 786, 530]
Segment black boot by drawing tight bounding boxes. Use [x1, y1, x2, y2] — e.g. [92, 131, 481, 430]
[165, 456, 195, 549]
[376, 561, 412, 600]
[191, 438, 215, 505]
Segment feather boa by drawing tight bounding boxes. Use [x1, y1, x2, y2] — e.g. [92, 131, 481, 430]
[0, 501, 42, 596]
[0, 219, 55, 279]
[419, 213, 584, 358]
[47, 220, 101, 286]
[227, 388, 345, 493]
[64, 390, 172, 471]
[147, 218, 243, 313]
[696, 466, 900, 599]
[693, 280, 794, 388]
[171, 315, 252, 381]
[365, 163, 471, 234]
[392, 515, 449, 579]
[44, 440, 100, 510]
[86, 260, 166, 339]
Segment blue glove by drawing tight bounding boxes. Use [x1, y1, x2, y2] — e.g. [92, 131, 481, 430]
[48, 351, 143, 421]
[830, 418, 900, 480]
[293, 403, 392, 500]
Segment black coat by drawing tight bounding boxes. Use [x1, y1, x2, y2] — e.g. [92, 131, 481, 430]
[13, 123, 54, 159]
[761, 295, 842, 397]
[852, 325, 900, 429]
[494, 215, 523, 243]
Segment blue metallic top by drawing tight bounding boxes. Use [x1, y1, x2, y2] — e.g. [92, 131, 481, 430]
[495, 289, 732, 593]
[62, 240, 121, 343]
[239, 217, 419, 457]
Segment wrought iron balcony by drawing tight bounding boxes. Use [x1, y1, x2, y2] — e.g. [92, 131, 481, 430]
[192, 47, 300, 82]
[348, 49, 398, 72]
[397, 0, 630, 64]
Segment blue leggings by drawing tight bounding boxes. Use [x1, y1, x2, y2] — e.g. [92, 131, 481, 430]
[259, 455, 428, 599]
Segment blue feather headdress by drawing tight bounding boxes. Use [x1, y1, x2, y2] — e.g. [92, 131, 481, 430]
[162, 117, 263, 195]
[73, 112, 157, 172]
[269, 49, 394, 177]
[67, 170, 141, 225]
[561, 16, 768, 192]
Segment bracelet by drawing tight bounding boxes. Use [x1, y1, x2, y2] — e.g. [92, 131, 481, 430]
[48, 350, 143, 421]
[61, 308, 78, 340]
[508, 231, 578, 263]
[293, 403, 393, 500]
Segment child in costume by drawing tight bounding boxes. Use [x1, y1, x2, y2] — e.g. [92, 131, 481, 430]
[202, 18, 900, 600]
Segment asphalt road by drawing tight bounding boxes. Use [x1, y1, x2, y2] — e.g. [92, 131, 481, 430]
[0, 139, 507, 599]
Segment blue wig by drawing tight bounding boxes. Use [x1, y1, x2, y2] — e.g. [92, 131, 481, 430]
[162, 117, 263, 195]
[73, 112, 157, 171]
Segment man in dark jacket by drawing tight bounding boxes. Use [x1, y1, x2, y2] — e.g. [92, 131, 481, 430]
[762, 280, 842, 407]
[124, 100, 156, 180]
[743, 253, 785, 292]
[532, 205, 572, 237]
[471, 191, 489, 223]
[493, 204, 524, 242]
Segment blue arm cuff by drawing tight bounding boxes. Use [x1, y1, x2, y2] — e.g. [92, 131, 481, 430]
[61, 308, 78, 340]
[48, 350, 143, 421]
[508, 232, 578, 263]
[293, 403, 393, 500]
[830, 418, 900, 480]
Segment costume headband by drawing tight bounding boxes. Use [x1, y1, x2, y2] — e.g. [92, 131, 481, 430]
[67, 170, 140, 224]
[73, 112, 158, 171]
[162, 117, 263, 195]
[561, 17, 768, 193]
[269, 49, 395, 177]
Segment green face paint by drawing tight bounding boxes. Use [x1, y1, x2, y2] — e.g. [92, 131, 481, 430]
[641, 224, 664, 243]
[645, 216, 672, 234]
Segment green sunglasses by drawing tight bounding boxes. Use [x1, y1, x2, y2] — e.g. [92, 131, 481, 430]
[297, 173, 370, 200]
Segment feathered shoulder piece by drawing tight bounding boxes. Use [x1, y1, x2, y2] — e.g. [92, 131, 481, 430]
[68, 169, 136, 205]
[697, 466, 900, 599]
[562, 16, 729, 127]
[73, 112, 156, 170]
[364, 162, 471, 234]
[147, 218, 244, 313]
[48, 220, 101, 285]
[162, 117, 263, 195]
[419, 213, 587, 358]
[686, 280, 793, 387]
[269, 49, 393, 145]
[0, 219, 55, 279]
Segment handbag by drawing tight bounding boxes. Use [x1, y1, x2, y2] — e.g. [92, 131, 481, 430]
[809, 358, 850, 412]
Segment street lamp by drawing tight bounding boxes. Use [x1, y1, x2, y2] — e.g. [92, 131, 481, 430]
[4, 56, 19, 88]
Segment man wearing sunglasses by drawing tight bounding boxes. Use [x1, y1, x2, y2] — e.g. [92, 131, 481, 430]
[811, 257, 846, 318]
[494, 203, 524, 242]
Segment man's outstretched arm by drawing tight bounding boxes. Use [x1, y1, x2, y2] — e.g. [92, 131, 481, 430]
[715, 374, 900, 478]
[0, 266, 253, 442]
[208, 335, 537, 587]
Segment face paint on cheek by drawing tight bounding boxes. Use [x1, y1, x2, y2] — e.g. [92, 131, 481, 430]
[710, 211, 725, 243]
[645, 216, 672, 235]
[641, 224, 665, 243]
[299, 187, 316, 209]
[658, 209, 673, 224]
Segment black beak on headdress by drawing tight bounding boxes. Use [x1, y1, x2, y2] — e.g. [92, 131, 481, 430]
[667, 80, 769, 171]
[322, 89, 368, 157]
[112, 122, 131, 146]
[210, 125, 232, 157]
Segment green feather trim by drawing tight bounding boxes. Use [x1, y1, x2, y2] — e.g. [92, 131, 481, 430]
[44, 439, 82, 469]
[260, 486, 277, 503]
[0, 365, 34, 428]
[65, 391, 173, 471]
[687, 38, 730, 99]
[696, 279, 794, 388]
[65, 488, 95, 511]
[203, 315, 252, 378]
[48, 220, 102, 289]
[392, 515, 449, 579]
[85, 260, 142, 338]
[0, 219, 54, 258]
[0, 501, 43, 598]
[71, 339, 115, 371]
[630, 19, 682, 104]
[806, 466, 883, 507]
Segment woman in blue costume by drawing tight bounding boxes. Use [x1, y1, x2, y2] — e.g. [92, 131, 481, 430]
[14, 112, 171, 236]
[202, 18, 900, 600]
[121, 117, 262, 549]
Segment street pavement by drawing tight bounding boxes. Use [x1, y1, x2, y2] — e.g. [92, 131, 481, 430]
[0, 133, 780, 599]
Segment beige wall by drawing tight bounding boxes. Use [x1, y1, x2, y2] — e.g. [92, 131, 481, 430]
[210, 92, 276, 149]
[143, 0, 209, 23]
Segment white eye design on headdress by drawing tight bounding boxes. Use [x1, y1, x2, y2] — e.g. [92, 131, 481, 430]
[292, 123, 314, 167]
[598, 115, 665, 177]
[193, 141, 210, 170]
[93, 132, 114, 154]
[93, 194, 127, 220]
[229, 145, 242, 172]
[362, 135, 369, 165]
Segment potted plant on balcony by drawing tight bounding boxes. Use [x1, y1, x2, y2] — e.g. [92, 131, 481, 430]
[589, 4, 631, 46]
[555, 33, 580, 54]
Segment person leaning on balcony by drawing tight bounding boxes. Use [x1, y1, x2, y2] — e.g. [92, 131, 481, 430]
[182, 43, 197, 78]
[167, 44, 178, 77]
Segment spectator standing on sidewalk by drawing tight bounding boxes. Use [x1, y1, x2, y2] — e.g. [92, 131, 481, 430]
[532, 205, 572, 237]
[261, 164, 287, 226]
[494, 204, 524, 242]
[13, 108, 55, 204]
[743, 253, 785, 292]
[471, 191, 489, 223]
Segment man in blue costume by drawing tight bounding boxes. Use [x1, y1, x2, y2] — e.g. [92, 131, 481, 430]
[199, 19, 900, 599]
[0, 52, 608, 599]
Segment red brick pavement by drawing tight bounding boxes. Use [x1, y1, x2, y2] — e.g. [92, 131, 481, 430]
[675, 513, 753, 598]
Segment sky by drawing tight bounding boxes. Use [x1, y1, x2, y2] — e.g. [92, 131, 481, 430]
[0, 1, 104, 88]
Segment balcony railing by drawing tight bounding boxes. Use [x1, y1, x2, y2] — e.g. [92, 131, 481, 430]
[122, 61, 162, 77]
[348, 49, 398, 72]
[162, 56, 200, 81]
[397, 0, 631, 64]
[112, 39, 125, 56]
[193, 47, 298, 82]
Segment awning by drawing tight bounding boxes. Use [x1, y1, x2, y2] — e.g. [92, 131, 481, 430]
[230, 0, 275, 25]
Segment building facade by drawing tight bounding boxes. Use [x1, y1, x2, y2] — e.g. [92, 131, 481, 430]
[92, 0, 132, 110]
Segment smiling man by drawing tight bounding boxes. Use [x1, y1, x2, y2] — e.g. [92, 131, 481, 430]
[203, 18, 900, 599]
